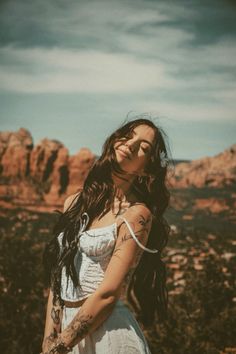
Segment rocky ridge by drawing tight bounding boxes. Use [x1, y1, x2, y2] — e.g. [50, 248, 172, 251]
[170, 144, 236, 188]
[0, 128, 235, 212]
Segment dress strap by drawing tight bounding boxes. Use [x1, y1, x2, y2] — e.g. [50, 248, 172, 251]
[116, 215, 159, 254]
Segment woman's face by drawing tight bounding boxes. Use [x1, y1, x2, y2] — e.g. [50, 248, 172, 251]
[114, 124, 156, 176]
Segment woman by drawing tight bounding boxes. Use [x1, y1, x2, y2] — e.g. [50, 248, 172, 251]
[41, 117, 171, 354]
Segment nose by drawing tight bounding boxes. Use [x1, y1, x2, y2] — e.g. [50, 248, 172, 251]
[125, 139, 138, 153]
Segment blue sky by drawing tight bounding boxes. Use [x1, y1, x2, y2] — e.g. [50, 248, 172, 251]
[0, 0, 235, 160]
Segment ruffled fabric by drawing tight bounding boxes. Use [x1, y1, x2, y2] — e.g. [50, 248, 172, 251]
[57, 214, 157, 302]
[58, 220, 152, 353]
[57, 223, 117, 302]
[61, 300, 151, 354]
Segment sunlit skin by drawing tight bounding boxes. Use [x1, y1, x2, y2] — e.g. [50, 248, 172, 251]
[112, 124, 156, 200]
[41, 124, 156, 354]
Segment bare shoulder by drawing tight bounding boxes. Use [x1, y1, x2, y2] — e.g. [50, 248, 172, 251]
[117, 203, 153, 231]
[113, 203, 153, 268]
[63, 191, 82, 212]
[124, 202, 152, 218]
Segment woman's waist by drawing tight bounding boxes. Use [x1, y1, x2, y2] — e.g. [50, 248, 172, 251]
[61, 279, 129, 305]
[63, 297, 87, 308]
[63, 297, 126, 309]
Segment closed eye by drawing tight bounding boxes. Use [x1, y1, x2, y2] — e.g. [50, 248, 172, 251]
[118, 132, 150, 153]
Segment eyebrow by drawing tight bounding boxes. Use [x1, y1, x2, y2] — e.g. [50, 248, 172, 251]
[132, 130, 154, 149]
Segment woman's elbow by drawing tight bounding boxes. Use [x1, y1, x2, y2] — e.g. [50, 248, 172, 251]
[96, 287, 121, 305]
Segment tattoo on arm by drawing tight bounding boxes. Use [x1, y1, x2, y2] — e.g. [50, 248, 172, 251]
[112, 214, 152, 260]
[62, 308, 93, 347]
[51, 307, 61, 325]
[43, 327, 73, 354]
[46, 327, 58, 341]
[139, 214, 152, 229]
[43, 327, 58, 353]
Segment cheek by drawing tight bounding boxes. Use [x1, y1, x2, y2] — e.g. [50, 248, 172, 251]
[133, 156, 148, 171]
[114, 141, 122, 150]
[138, 155, 150, 169]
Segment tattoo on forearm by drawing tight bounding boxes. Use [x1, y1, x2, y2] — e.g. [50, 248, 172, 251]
[51, 307, 61, 325]
[43, 328, 58, 353]
[43, 330, 72, 354]
[63, 309, 93, 346]
[46, 327, 58, 341]
[47, 341, 70, 354]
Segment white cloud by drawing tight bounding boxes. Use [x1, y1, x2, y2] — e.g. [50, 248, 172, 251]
[134, 100, 236, 122]
[0, 46, 174, 93]
[0, 0, 235, 124]
[1, 39, 236, 127]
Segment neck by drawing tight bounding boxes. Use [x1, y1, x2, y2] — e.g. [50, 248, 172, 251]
[111, 172, 135, 200]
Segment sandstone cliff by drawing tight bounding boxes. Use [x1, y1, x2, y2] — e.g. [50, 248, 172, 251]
[170, 144, 236, 188]
[0, 128, 95, 210]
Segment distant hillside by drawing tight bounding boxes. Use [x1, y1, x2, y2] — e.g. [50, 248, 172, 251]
[170, 144, 236, 188]
[173, 159, 191, 165]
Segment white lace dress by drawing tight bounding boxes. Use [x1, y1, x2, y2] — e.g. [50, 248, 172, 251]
[57, 214, 157, 354]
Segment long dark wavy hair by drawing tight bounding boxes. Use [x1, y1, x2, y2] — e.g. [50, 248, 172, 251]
[42, 115, 173, 326]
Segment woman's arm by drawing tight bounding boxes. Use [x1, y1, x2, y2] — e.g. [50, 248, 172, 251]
[41, 192, 82, 352]
[45, 204, 152, 353]
[42, 288, 64, 353]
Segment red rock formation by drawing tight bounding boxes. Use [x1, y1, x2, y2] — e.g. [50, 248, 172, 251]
[66, 148, 95, 196]
[0, 128, 33, 179]
[0, 128, 95, 210]
[44, 146, 69, 203]
[30, 138, 65, 184]
[170, 144, 236, 188]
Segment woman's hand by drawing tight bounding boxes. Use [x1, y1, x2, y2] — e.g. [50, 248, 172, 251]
[41, 288, 64, 354]
[41, 330, 58, 353]
[41, 332, 73, 354]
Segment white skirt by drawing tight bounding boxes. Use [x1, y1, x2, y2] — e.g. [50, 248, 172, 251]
[61, 300, 152, 354]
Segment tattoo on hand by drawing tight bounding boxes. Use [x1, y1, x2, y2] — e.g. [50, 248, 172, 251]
[47, 341, 71, 354]
[43, 332, 72, 354]
[43, 328, 58, 353]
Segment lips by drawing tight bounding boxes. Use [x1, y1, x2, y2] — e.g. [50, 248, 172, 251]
[117, 148, 131, 159]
